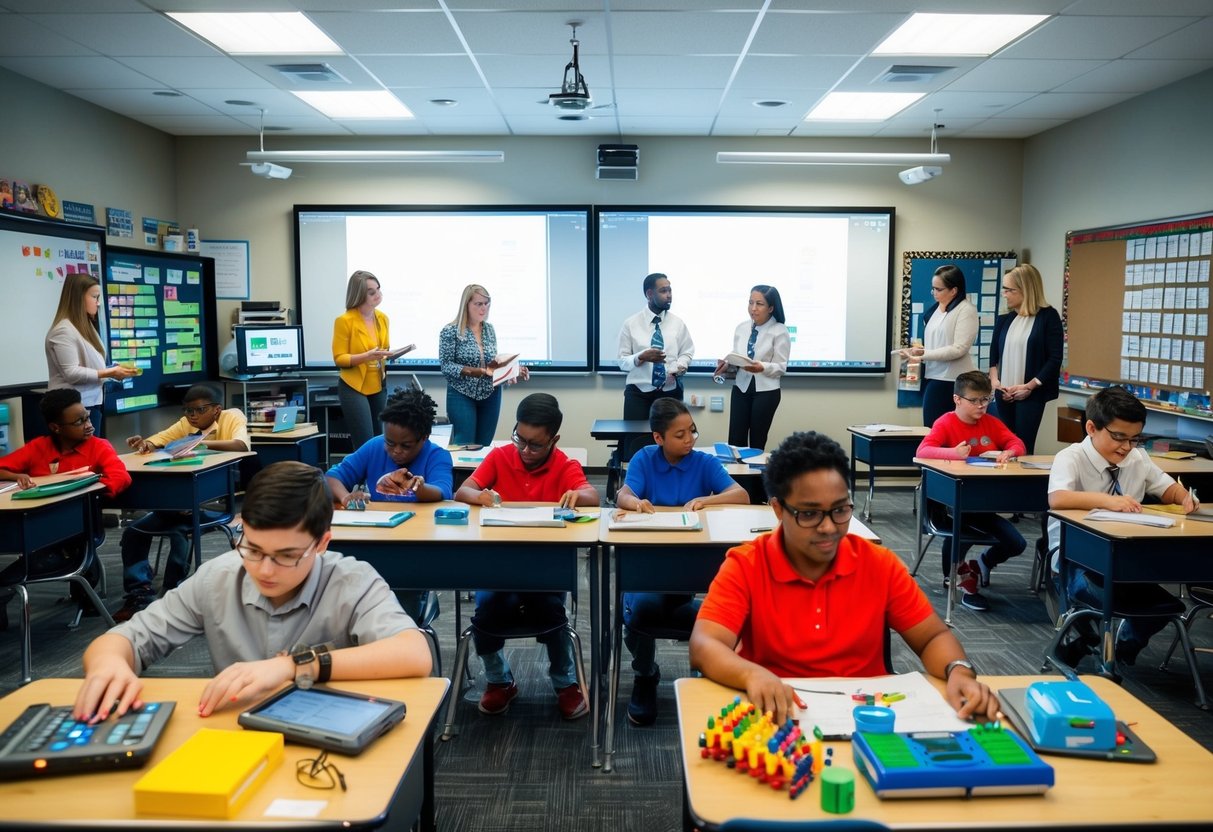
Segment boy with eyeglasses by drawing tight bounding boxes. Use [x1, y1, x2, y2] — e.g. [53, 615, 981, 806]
[454, 393, 598, 720]
[613, 398, 747, 725]
[690, 431, 998, 725]
[115, 383, 250, 621]
[1047, 385, 1199, 668]
[74, 461, 432, 723]
[915, 370, 1027, 612]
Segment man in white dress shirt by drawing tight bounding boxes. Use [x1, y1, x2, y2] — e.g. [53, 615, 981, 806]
[616, 273, 695, 461]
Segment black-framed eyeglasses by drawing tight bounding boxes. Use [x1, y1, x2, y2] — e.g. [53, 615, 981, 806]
[1103, 429, 1144, 447]
[957, 395, 994, 406]
[236, 534, 318, 568]
[296, 751, 347, 791]
[511, 428, 554, 454]
[58, 415, 90, 428]
[182, 403, 220, 416]
[779, 501, 855, 529]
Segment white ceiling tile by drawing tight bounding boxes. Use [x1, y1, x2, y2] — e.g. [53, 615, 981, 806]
[136, 114, 265, 135]
[1061, 0, 1213, 15]
[945, 58, 1108, 92]
[503, 114, 615, 134]
[230, 113, 357, 133]
[308, 10, 464, 55]
[476, 53, 612, 88]
[1, 0, 146, 11]
[617, 116, 716, 133]
[336, 119, 435, 135]
[613, 88, 722, 117]
[750, 11, 906, 54]
[608, 11, 760, 55]
[493, 87, 575, 112]
[718, 90, 825, 117]
[294, 0, 440, 10]
[186, 88, 323, 116]
[358, 55, 484, 87]
[957, 117, 1068, 138]
[1054, 59, 1213, 93]
[998, 15, 1198, 60]
[234, 55, 385, 90]
[788, 121, 884, 136]
[710, 117, 798, 135]
[392, 87, 502, 117]
[898, 90, 1038, 119]
[116, 57, 270, 89]
[731, 55, 862, 91]
[62, 87, 222, 116]
[0, 13, 103, 57]
[1126, 16, 1213, 60]
[610, 56, 739, 88]
[453, 11, 609, 55]
[29, 12, 221, 57]
[402, 116, 511, 134]
[998, 90, 1137, 118]
[0, 55, 160, 89]
[872, 116, 985, 136]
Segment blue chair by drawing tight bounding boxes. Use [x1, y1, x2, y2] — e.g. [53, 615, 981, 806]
[911, 500, 1001, 625]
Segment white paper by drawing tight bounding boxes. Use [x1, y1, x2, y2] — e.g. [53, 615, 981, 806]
[1085, 509, 1174, 527]
[480, 507, 563, 527]
[789, 672, 972, 739]
[331, 510, 410, 527]
[704, 507, 777, 539]
[609, 510, 702, 531]
[264, 799, 327, 819]
[855, 424, 914, 432]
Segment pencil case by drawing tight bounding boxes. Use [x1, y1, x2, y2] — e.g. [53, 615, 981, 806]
[434, 507, 469, 525]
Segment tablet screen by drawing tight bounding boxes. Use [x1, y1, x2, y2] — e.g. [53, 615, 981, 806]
[256, 689, 395, 736]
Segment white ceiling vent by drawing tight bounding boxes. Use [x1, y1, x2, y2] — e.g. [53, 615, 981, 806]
[876, 65, 954, 84]
[270, 63, 349, 85]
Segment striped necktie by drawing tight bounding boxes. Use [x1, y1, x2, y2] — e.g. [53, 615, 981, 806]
[747, 325, 758, 359]
[1106, 465, 1122, 496]
[651, 315, 666, 388]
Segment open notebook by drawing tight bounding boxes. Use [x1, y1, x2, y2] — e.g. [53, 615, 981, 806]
[607, 511, 702, 532]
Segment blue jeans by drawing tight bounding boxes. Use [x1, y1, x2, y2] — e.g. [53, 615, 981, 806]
[447, 386, 502, 447]
[472, 591, 577, 689]
[623, 592, 700, 677]
[1065, 568, 1171, 651]
[120, 510, 221, 601]
[989, 394, 1048, 455]
[941, 512, 1025, 578]
[337, 380, 386, 451]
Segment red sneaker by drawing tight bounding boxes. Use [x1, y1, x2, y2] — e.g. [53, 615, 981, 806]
[556, 684, 589, 720]
[478, 681, 518, 715]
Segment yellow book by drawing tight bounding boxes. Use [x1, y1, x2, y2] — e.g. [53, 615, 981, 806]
[134, 728, 283, 819]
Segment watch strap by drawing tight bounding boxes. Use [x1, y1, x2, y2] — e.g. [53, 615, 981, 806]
[945, 658, 975, 679]
[315, 644, 332, 684]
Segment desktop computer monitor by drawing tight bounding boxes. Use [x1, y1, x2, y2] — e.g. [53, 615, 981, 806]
[234, 325, 304, 375]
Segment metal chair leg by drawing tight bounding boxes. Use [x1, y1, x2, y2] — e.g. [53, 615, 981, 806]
[1171, 619, 1208, 709]
[603, 606, 624, 773]
[441, 625, 474, 741]
[16, 585, 31, 686]
[910, 533, 934, 577]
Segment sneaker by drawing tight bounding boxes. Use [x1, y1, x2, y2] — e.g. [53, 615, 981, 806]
[971, 554, 992, 588]
[942, 561, 973, 588]
[1055, 636, 1092, 669]
[112, 597, 152, 623]
[959, 591, 990, 612]
[627, 669, 661, 726]
[478, 681, 518, 715]
[956, 566, 980, 597]
[556, 684, 589, 720]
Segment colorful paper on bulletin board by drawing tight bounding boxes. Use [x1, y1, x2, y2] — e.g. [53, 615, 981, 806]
[896, 252, 1017, 410]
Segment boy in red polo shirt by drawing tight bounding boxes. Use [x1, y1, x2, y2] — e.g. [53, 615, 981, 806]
[455, 393, 599, 720]
[690, 431, 999, 725]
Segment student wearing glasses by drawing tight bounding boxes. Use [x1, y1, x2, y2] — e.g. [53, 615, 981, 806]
[116, 383, 250, 622]
[1047, 386, 1199, 669]
[899, 264, 979, 428]
[915, 371, 1026, 612]
[74, 462, 432, 722]
[690, 431, 999, 725]
[454, 393, 598, 720]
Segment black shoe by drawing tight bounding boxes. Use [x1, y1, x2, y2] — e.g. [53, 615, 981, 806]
[627, 668, 661, 726]
[1115, 638, 1144, 667]
[1055, 637, 1092, 669]
[113, 597, 152, 623]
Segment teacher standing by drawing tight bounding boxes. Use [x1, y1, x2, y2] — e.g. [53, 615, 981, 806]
[45, 272, 136, 435]
[717, 284, 790, 450]
[901, 264, 979, 428]
[989, 264, 1064, 454]
[439, 284, 527, 446]
[332, 270, 393, 450]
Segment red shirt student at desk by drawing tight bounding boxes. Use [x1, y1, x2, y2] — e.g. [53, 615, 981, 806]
[690, 431, 998, 725]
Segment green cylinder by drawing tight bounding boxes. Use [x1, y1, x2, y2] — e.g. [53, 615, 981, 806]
[820, 766, 855, 814]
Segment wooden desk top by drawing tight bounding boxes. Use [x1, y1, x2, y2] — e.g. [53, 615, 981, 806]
[0, 480, 103, 511]
[915, 456, 1055, 478]
[1152, 455, 1213, 476]
[0, 676, 449, 826]
[329, 500, 601, 545]
[120, 450, 255, 474]
[1050, 508, 1213, 540]
[848, 425, 931, 439]
[599, 505, 880, 546]
[250, 424, 321, 441]
[678, 675, 1213, 829]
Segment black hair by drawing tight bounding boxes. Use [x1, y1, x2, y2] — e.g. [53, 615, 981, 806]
[40, 387, 82, 425]
[751, 284, 786, 324]
[649, 397, 690, 434]
[642, 272, 668, 296]
[516, 392, 563, 435]
[953, 370, 992, 397]
[380, 387, 437, 439]
[1085, 386, 1147, 430]
[933, 264, 967, 311]
[183, 383, 222, 405]
[241, 461, 333, 538]
[762, 431, 849, 502]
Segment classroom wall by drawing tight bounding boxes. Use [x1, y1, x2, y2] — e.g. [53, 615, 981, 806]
[174, 133, 1024, 462]
[1020, 67, 1213, 450]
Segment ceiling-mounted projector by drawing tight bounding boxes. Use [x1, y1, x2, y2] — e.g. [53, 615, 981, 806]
[250, 162, 292, 180]
[549, 23, 592, 111]
[899, 165, 941, 185]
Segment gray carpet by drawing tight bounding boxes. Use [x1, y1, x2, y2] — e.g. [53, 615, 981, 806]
[2, 482, 1210, 831]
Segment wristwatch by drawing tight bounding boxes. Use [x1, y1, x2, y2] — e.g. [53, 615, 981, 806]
[944, 658, 976, 679]
[290, 644, 333, 689]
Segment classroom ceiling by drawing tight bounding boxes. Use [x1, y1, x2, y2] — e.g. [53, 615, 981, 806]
[1, 0, 1212, 142]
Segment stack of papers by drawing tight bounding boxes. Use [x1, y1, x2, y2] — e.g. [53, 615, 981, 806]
[607, 511, 702, 532]
[331, 510, 414, 528]
[480, 507, 564, 527]
[1085, 509, 1175, 527]
[789, 672, 972, 739]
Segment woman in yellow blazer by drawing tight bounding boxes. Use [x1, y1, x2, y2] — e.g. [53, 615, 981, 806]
[332, 270, 394, 449]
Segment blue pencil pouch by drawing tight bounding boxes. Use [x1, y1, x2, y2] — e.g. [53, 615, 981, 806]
[434, 507, 469, 525]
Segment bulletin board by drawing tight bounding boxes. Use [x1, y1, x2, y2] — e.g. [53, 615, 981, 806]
[896, 251, 1018, 408]
[1063, 211, 1212, 414]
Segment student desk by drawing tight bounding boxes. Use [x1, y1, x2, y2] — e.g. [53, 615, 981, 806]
[249, 425, 326, 468]
[0, 482, 109, 684]
[598, 506, 881, 772]
[847, 425, 930, 520]
[327, 501, 606, 765]
[0, 676, 449, 831]
[113, 451, 254, 574]
[676, 674, 1213, 831]
[1050, 507, 1213, 688]
[446, 443, 589, 491]
[590, 419, 652, 500]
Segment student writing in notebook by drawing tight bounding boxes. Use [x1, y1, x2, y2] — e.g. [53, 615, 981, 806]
[1047, 386, 1199, 669]
[690, 431, 998, 725]
[915, 370, 1026, 612]
[74, 461, 432, 722]
[454, 393, 598, 720]
[613, 398, 748, 725]
[115, 383, 250, 622]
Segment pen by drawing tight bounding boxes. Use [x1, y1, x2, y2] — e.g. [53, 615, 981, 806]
[750, 526, 774, 533]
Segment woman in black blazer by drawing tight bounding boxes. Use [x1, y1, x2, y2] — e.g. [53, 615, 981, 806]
[989, 264, 1064, 454]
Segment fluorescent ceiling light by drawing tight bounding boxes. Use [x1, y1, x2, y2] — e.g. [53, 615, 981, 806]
[246, 150, 503, 164]
[166, 12, 341, 55]
[805, 92, 923, 121]
[292, 91, 414, 119]
[873, 13, 1049, 57]
[717, 152, 950, 167]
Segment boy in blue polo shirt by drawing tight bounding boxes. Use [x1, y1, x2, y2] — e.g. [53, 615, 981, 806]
[614, 398, 748, 724]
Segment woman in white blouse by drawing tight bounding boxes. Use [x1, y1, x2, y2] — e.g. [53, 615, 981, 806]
[45, 273, 136, 435]
[901, 265, 978, 427]
[715, 285, 791, 450]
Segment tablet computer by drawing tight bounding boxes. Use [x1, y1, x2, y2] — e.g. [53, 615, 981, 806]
[238, 685, 406, 755]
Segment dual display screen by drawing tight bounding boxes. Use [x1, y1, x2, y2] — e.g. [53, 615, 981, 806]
[294, 205, 896, 375]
